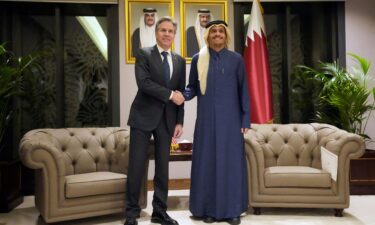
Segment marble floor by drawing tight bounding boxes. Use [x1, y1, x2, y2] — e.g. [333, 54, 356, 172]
[1, 190, 375, 225]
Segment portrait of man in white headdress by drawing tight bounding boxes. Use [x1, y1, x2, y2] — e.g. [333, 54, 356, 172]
[131, 8, 159, 57]
[186, 9, 212, 57]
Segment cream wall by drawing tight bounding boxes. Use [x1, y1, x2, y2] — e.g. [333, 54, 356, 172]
[345, 0, 375, 150]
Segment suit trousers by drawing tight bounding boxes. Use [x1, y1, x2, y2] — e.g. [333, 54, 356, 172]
[126, 116, 172, 218]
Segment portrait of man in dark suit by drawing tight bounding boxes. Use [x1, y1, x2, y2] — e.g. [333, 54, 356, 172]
[124, 16, 186, 225]
[186, 9, 212, 57]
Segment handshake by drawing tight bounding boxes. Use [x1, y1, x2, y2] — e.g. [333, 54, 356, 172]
[171, 90, 185, 105]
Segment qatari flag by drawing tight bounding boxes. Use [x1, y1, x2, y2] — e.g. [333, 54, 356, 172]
[243, 0, 273, 123]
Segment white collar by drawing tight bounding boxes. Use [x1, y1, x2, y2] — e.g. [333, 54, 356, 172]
[157, 45, 171, 56]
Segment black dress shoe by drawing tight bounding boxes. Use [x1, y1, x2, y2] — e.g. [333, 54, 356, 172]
[203, 216, 215, 223]
[226, 216, 241, 225]
[151, 211, 179, 225]
[124, 217, 138, 225]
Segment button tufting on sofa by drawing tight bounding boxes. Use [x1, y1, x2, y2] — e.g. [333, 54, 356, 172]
[19, 127, 148, 223]
[244, 123, 365, 216]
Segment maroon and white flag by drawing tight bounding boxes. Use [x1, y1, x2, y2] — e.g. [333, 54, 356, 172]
[243, 0, 273, 124]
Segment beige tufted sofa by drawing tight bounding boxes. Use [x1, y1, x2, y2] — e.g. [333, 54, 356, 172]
[19, 127, 148, 223]
[244, 123, 365, 216]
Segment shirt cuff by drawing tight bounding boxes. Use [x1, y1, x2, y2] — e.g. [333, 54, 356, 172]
[169, 91, 174, 100]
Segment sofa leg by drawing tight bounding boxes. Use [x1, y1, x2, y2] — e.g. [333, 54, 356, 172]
[253, 207, 261, 215]
[37, 214, 46, 223]
[334, 209, 343, 217]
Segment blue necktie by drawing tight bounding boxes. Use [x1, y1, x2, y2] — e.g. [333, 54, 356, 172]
[161, 51, 170, 83]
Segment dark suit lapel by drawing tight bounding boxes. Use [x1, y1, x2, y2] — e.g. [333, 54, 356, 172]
[170, 52, 179, 83]
[151, 45, 167, 85]
[151, 45, 163, 67]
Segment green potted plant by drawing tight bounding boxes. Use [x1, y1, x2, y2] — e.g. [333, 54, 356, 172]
[0, 42, 39, 212]
[297, 53, 375, 142]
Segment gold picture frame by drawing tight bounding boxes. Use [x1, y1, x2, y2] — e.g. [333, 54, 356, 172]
[125, 0, 174, 64]
[180, 0, 228, 62]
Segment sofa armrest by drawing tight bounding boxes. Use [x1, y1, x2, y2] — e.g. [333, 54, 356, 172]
[244, 131, 265, 166]
[312, 123, 365, 160]
[244, 130, 269, 199]
[109, 129, 130, 174]
[19, 129, 66, 176]
[312, 123, 365, 194]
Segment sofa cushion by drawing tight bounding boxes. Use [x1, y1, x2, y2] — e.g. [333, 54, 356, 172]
[65, 171, 126, 198]
[264, 166, 331, 188]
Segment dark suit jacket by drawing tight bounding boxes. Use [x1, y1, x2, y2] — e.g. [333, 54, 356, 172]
[186, 26, 199, 57]
[128, 45, 186, 135]
[131, 28, 140, 58]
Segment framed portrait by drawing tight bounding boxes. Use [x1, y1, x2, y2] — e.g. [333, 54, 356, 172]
[125, 0, 174, 63]
[180, 0, 228, 62]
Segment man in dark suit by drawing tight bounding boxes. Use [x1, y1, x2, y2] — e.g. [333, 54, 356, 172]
[125, 17, 186, 225]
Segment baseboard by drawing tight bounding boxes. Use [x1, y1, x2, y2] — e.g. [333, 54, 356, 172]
[147, 179, 190, 190]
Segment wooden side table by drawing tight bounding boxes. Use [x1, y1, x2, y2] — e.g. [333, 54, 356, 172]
[170, 150, 192, 161]
[148, 139, 192, 161]
[350, 149, 375, 195]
